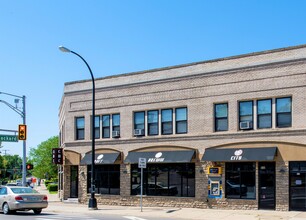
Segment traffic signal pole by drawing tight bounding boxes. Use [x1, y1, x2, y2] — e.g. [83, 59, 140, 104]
[0, 92, 27, 186]
[22, 95, 26, 187]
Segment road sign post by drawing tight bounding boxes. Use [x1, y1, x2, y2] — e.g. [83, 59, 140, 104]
[138, 158, 146, 212]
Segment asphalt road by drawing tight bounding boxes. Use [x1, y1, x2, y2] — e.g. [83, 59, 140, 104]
[0, 211, 178, 220]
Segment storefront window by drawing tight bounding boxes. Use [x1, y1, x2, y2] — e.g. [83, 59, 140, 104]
[87, 165, 120, 195]
[225, 162, 256, 199]
[290, 161, 306, 211]
[131, 163, 195, 197]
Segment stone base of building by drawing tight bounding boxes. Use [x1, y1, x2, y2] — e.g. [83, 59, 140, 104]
[78, 195, 288, 210]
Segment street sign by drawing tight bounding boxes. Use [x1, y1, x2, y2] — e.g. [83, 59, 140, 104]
[0, 135, 18, 142]
[138, 157, 147, 212]
[138, 157, 146, 168]
[52, 148, 63, 164]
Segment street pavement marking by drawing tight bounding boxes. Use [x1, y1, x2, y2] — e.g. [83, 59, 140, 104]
[123, 216, 148, 220]
[35, 217, 98, 220]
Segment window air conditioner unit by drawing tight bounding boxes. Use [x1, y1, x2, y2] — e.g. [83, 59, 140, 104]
[112, 130, 120, 138]
[134, 129, 144, 136]
[239, 121, 252, 130]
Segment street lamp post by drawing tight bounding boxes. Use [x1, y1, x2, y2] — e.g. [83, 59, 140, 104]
[59, 46, 97, 210]
[0, 92, 26, 187]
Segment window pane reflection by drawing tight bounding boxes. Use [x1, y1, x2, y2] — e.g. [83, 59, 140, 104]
[226, 162, 256, 199]
[131, 163, 195, 197]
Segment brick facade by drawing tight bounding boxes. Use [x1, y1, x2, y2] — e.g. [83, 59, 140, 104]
[59, 44, 306, 211]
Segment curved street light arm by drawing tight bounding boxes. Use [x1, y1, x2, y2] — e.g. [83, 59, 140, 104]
[0, 100, 24, 118]
[69, 51, 95, 83]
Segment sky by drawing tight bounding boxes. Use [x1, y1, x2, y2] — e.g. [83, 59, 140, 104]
[1, 1, 306, 157]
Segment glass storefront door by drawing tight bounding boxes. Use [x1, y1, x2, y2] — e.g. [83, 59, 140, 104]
[258, 162, 275, 210]
[290, 162, 306, 211]
[70, 166, 78, 198]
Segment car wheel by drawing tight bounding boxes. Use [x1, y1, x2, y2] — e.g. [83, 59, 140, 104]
[3, 203, 11, 215]
[33, 209, 42, 214]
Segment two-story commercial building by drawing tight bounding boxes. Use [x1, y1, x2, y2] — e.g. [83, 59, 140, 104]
[59, 44, 306, 211]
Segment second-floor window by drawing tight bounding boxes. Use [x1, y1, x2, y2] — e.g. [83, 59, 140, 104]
[239, 101, 253, 130]
[94, 116, 100, 139]
[215, 103, 228, 131]
[134, 112, 145, 136]
[134, 112, 145, 130]
[112, 114, 120, 132]
[176, 107, 187, 134]
[148, 110, 159, 135]
[257, 99, 272, 129]
[76, 117, 85, 140]
[161, 109, 173, 135]
[276, 97, 292, 128]
[102, 115, 110, 138]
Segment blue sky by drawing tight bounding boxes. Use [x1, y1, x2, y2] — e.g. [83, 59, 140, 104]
[1, 1, 306, 157]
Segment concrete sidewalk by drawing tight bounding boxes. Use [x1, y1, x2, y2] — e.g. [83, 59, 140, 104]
[45, 203, 306, 220]
[34, 183, 61, 202]
[35, 184, 306, 220]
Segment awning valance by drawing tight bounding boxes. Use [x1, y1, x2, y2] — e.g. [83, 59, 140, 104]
[81, 152, 120, 165]
[124, 150, 195, 164]
[201, 147, 277, 162]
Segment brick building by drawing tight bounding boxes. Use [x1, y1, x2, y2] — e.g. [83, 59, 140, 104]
[59, 44, 306, 211]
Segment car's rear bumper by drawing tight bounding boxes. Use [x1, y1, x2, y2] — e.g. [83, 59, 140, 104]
[10, 201, 48, 210]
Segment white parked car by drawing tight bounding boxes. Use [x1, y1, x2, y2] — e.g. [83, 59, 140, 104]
[0, 186, 48, 215]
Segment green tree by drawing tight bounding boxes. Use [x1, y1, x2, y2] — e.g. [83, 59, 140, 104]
[0, 155, 3, 179]
[0, 154, 22, 180]
[2, 155, 22, 169]
[29, 136, 58, 179]
[0, 142, 3, 169]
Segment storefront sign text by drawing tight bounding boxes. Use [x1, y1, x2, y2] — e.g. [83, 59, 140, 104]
[95, 154, 104, 164]
[148, 152, 165, 162]
[230, 149, 243, 160]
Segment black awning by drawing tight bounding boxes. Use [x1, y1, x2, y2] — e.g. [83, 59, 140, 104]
[81, 152, 120, 165]
[124, 150, 195, 164]
[201, 147, 277, 162]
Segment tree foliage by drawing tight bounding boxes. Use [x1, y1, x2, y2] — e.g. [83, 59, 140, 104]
[29, 136, 58, 179]
[2, 155, 22, 169]
[0, 154, 22, 180]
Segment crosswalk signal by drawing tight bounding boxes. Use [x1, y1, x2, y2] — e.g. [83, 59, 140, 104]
[18, 124, 27, 140]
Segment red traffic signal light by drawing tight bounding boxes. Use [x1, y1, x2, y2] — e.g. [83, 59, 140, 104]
[18, 124, 27, 140]
[26, 164, 33, 170]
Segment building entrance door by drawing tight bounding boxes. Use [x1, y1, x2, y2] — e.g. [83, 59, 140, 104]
[258, 162, 275, 210]
[70, 166, 78, 198]
[290, 162, 306, 211]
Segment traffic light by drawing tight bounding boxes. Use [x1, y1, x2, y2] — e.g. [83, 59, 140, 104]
[18, 124, 27, 140]
[26, 164, 33, 170]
